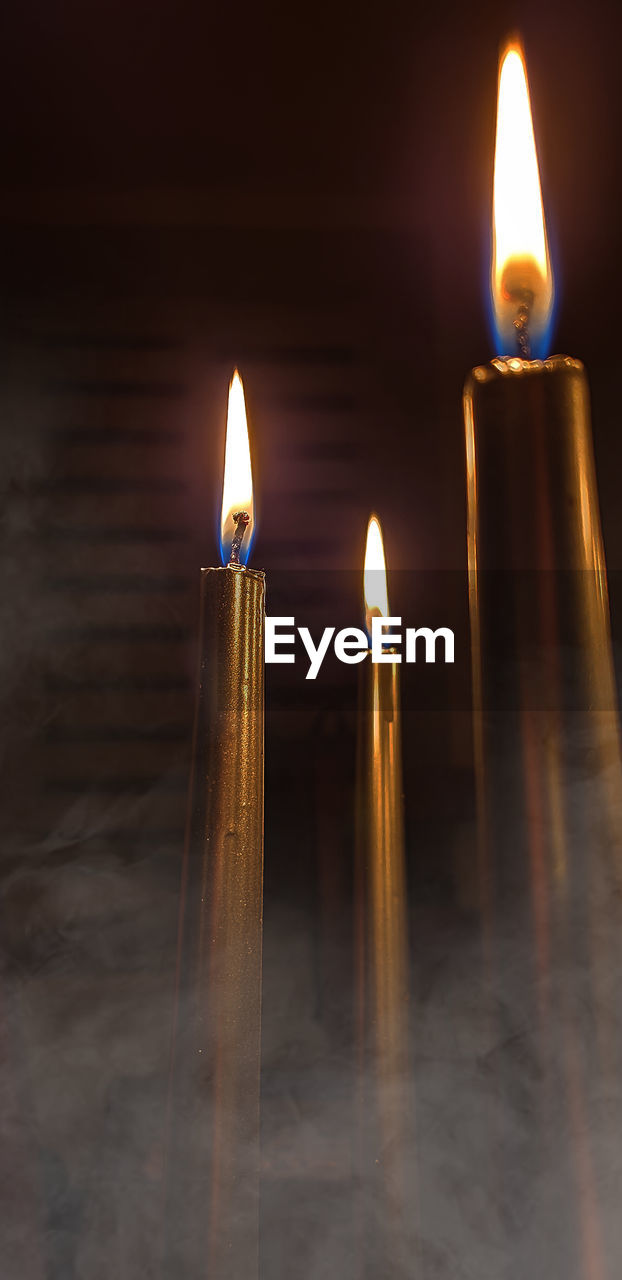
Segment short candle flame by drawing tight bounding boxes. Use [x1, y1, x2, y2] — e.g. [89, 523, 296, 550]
[364, 514, 390, 637]
[491, 40, 554, 357]
[220, 370, 255, 566]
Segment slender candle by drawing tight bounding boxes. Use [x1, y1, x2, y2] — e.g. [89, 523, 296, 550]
[165, 371, 265, 1280]
[464, 41, 622, 945]
[355, 515, 410, 1269]
[462, 47, 622, 1262]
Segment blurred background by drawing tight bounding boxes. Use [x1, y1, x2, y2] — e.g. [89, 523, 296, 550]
[2, 0, 622, 1276]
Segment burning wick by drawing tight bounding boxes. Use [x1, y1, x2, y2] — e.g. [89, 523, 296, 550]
[514, 296, 532, 360]
[228, 510, 250, 565]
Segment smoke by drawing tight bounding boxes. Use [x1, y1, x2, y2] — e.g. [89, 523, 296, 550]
[3, 759, 622, 1278]
[2, 376, 622, 1279]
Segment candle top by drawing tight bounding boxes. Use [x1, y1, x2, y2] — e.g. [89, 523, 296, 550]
[469, 354, 583, 384]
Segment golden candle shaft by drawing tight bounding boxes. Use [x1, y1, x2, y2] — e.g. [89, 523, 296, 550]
[365, 661, 408, 1067]
[464, 358, 622, 1267]
[355, 657, 410, 1240]
[466, 355, 607, 575]
[464, 353, 622, 910]
[166, 564, 265, 1280]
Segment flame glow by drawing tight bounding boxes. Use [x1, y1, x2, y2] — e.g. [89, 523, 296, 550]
[220, 370, 254, 565]
[364, 514, 390, 635]
[491, 41, 554, 357]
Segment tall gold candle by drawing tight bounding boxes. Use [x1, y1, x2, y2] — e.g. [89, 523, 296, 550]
[462, 46, 622, 1266]
[165, 372, 265, 1280]
[464, 42, 622, 920]
[355, 515, 410, 1269]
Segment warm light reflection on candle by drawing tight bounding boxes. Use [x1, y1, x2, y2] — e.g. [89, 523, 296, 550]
[220, 370, 255, 565]
[492, 41, 554, 356]
[356, 511, 411, 1247]
[363, 514, 390, 636]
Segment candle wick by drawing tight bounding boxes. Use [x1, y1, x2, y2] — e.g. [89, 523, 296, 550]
[228, 511, 250, 565]
[514, 301, 531, 360]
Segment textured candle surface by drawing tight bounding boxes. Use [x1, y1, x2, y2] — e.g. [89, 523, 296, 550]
[166, 563, 265, 1280]
[463, 355, 622, 1280]
[355, 654, 411, 1271]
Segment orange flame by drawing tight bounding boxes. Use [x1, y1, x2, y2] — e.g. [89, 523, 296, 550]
[364, 514, 390, 636]
[491, 40, 554, 355]
[220, 370, 254, 564]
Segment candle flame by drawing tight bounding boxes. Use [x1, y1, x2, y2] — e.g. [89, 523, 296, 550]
[491, 40, 554, 357]
[220, 370, 254, 566]
[364, 514, 390, 636]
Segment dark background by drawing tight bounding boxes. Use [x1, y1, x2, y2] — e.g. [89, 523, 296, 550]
[2, 1, 622, 1276]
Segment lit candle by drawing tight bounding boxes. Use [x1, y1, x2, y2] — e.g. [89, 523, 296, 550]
[464, 41, 621, 911]
[355, 515, 410, 1264]
[165, 371, 265, 1280]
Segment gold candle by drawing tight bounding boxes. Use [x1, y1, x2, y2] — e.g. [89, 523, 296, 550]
[355, 515, 410, 1263]
[463, 49, 622, 1256]
[464, 44, 622, 929]
[165, 372, 265, 1280]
